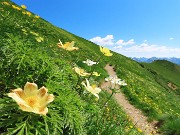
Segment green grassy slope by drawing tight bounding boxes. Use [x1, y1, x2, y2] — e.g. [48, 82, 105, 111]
[0, 1, 142, 134]
[142, 60, 180, 95]
[0, 0, 180, 134]
[147, 60, 180, 85]
[108, 54, 180, 117]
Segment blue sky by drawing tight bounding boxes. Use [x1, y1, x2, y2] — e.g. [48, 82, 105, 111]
[12, 0, 180, 57]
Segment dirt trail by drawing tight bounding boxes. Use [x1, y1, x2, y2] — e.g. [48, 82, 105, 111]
[101, 64, 159, 135]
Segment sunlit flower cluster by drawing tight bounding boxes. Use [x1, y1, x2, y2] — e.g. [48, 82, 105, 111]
[12, 5, 21, 10]
[21, 28, 44, 42]
[22, 11, 32, 17]
[2, 1, 10, 6]
[8, 82, 54, 115]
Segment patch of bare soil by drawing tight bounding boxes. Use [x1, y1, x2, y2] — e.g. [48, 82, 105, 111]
[101, 64, 160, 135]
[167, 82, 177, 90]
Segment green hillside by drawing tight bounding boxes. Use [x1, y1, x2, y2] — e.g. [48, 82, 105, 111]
[0, 0, 180, 134]
[142, 60, 180, 95]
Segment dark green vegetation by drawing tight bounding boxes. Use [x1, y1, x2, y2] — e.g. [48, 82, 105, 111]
[0, 0, 179, 134]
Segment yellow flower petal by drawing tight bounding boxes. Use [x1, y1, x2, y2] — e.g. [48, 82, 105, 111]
[38, 107, 48, 115]
[73, 67, 90, 76]
[24, 82, 38, 95]
[100, 46, 113, 56]
[46, 94, 55, 104]
[19, 104, 33, 112]
[82, 79, 101, 99]
[35, 15, 40, 19]
[93, 72, 101, 76]
[38, 86, 47, 97]
[57, 40, 79, 51]
[8, 92, 28, 107]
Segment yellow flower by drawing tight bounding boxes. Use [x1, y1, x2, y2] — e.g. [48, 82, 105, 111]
[137, 128, 142, 133]
[93, 72, 101, 76]
[16, 7, 21, 10]
[35, 36, 44, 42]
[0, 8, 4, 11]
[35, 15, 40, 19]
[73, 67, 90, 76]
[22, 11, 26, 15]
[82, 79, 101, 99]
[30, 31, 39, 36]
[12, 5, 21, 10]
[2, 2, 10, 5]
[26, 11, 32, 16]
[106, 107, 110, 112]
[57, 39, 79, 51]
[100, 46, 113, 56]
[21, 5, 27, 9]
[8, 82, 54, 115]
[21, 29, 28, 35]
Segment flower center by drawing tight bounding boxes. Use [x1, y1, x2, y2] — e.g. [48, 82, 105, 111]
[92, 84, 96, 89]
[26, 96, 38, 107]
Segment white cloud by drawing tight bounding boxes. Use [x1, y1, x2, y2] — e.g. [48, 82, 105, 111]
[90, 35, 135, 46]
[115, 39, 124, 45]
[114, 45, 122, 49]
[90, 35, 180, 57]
[143, 40, 147, 42]
[169, 37, 174, 40]
[113, 43, 180, 57]
[116, 39, 135, 45]
[89, 35, 114, 46]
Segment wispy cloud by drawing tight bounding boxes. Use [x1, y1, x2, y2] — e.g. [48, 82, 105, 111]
[116, 39, 135, 45]
[169, 37, 174, 40]
[143, 40, 147, 42]
[90, 35, 180, 57]
[113, 43, 180, 57]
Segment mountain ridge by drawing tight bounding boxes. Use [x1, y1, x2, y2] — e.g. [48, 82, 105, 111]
[131, 57, 180, 65]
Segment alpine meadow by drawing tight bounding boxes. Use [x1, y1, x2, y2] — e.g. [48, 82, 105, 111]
[0, 0, 180, 135]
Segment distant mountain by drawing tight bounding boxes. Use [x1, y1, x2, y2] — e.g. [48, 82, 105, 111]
[131, 57, 180, 65]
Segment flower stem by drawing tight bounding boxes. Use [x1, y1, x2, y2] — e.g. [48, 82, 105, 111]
[87, 55, 103, 80]
[103, 91, 114, 107]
